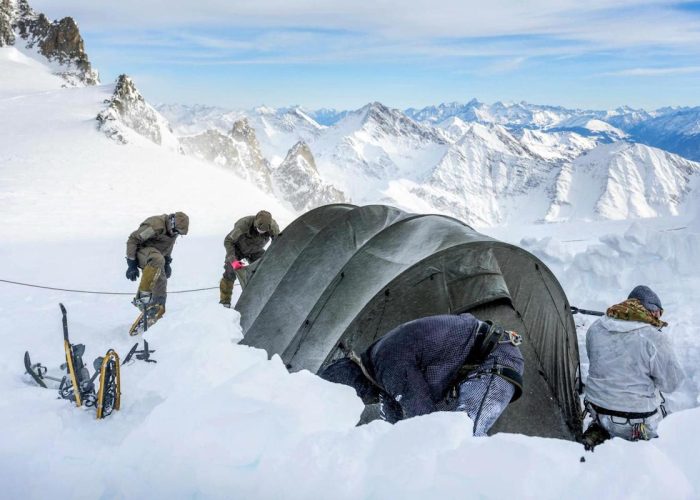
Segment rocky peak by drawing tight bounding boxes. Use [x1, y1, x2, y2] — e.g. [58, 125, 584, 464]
[231, 117, 256, 143]
[6, 0, 98, 85]
[359, 101, 446, 144]
[273, 141, 347, 211]
[97, 74, 178, 149]
[0, 0, 15, 46]
[286, 141, 316, 167]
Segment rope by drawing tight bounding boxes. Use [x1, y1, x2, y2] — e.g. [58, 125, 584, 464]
[0, 278, 235, 295]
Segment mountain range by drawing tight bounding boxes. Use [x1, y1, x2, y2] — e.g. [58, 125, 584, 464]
[157, 100, 700, 226]
[2, 0, 699, 227]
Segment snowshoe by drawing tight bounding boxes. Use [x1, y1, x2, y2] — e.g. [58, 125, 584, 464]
[24, 351, 64, 389]
[123, 340, 157, 364]
[128, 303, 165, 336]
[24, 351, 47, 388]
[95, 350, 121, 419]
[58, 303, 97, 407]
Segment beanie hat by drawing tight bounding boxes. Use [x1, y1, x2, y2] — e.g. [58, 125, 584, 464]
[254, 210, 272, 233]
[628, 285, 662, 313]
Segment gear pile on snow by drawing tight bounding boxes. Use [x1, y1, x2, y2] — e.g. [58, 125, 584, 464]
[24, 304, 122, 419]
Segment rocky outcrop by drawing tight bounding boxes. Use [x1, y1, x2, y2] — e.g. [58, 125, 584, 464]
[181, 121, 273, 190]
[97, 74, 179, 149]
[272, 141, 347, 211]
[10, 0, 98, 85]
[0, 0, 15, 46]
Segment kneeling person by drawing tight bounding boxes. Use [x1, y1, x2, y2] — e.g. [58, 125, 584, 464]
[320, 313, 524, 436]
[582, 285, 684, 449]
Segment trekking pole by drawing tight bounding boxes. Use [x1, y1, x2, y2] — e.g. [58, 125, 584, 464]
[571, 306, 605, 316]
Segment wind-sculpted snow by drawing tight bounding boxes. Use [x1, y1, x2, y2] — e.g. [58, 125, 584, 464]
[518, 218, 700, 414]
[1, 227, 700, 499]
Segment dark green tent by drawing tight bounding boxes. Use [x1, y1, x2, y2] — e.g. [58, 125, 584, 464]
[236, 204, 582, 440]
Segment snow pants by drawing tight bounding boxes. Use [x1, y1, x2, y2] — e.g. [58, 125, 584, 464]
[136, 246, 168, 302]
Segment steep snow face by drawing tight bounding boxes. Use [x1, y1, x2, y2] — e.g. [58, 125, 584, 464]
[0, 71, 293, 242]
[435, 116, 471, 142]
[546, 142, 700, 222]
[404, 123, 555, 226]
[97, 75, 179, 150]
[308, 102, 449, 204]
[0, 45, 66, 97]
[272, 141, 347, 211]
[519, 129, 598, 162]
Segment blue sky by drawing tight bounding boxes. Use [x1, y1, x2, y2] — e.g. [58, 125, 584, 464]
[32, 0, 700, 111]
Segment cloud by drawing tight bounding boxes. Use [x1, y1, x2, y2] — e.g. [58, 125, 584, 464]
[33, 0, 700, 53]
[601, 66, 700, 76]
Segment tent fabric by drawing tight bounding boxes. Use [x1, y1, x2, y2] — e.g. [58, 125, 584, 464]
[236, 204, 582, 440]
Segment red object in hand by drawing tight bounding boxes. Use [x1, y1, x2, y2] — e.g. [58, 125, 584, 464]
[231, 260, 243, 270]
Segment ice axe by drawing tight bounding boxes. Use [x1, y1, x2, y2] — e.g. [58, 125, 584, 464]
[571, 306, 604, 316]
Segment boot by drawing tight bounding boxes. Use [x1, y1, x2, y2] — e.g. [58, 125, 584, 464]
[219, 277, 234, 307]
[582, 422, 611, 451]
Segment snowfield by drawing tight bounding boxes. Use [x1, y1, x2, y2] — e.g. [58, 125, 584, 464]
[1, 45, 700, 499]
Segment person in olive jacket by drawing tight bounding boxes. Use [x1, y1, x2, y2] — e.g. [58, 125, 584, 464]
[125, 212, 189, 318]
[219, 210, 279, 307]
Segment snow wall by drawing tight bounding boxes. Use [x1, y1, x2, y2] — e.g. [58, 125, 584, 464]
[236, 204, 582, 440]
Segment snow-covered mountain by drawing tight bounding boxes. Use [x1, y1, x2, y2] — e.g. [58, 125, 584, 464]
[97, 74, 179, 150]
[546, 142, 700, 222]
[407, 100, 700, 162]
[271, 141, 347, 211]
[0, 0, 98, 86]
[162, 100, 700, 226]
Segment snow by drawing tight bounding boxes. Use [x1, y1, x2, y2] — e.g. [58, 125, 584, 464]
[0, 46, 65, 98]
[2, 51, 700, 499]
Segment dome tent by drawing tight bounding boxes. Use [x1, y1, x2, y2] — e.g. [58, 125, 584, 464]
[236, 204, 582, 440]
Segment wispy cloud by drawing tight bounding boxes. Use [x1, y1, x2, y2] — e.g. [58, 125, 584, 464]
[601, 65, 700, 76]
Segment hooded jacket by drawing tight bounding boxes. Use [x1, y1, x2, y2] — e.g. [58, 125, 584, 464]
[585, 316, 684, 413]
[224, 214, 280, 261]
[362, 313, 524, 418]
[126, 213, 188, 260]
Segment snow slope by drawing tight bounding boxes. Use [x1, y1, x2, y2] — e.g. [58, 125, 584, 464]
[2, 44, 700, 500]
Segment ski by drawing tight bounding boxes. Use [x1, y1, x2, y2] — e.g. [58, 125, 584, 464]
[96, 349, 121, 419]
[24, 351, 48, 388]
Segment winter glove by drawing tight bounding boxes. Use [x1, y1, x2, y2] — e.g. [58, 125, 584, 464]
[125, 258, 139, 281]
[164, 256, 173, 279]
[231, 260, 244, 270]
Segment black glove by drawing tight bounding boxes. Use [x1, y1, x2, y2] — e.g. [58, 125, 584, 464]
[125, 258, 139, 281]
[164, 256, 172, 279]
